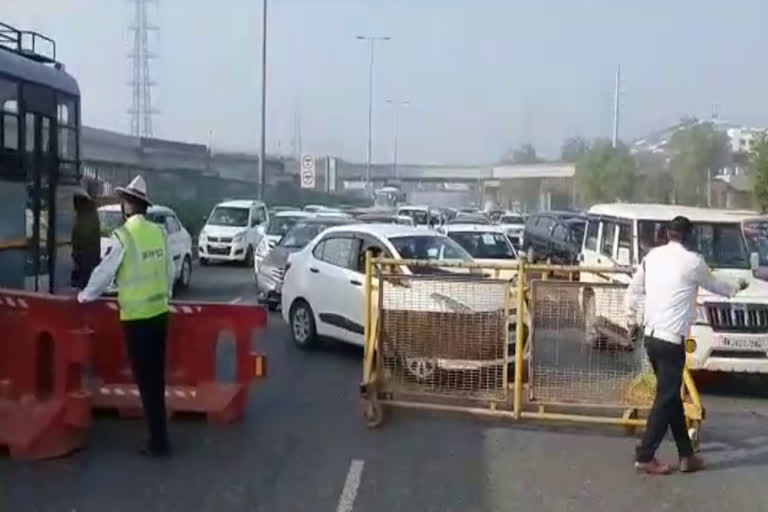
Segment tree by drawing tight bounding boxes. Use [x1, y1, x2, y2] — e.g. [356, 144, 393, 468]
[668, 122, 731, 206]
[560, 136, 588, 163]
[499, 143, 538, 164]
[750, 135, 768, 213]
[575, 139, 636, 204]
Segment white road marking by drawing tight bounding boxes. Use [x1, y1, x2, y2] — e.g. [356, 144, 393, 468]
[230, 297, 243, 304]
[336, 459, 364, 512]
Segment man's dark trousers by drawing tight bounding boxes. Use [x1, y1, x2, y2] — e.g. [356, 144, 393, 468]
[635, 335, 693, 463]
[122, 312, 170, 452]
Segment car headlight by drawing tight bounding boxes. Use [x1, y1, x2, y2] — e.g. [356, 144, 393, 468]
[233, 234, 245, 244]
[199, 234, 207, 243]
[694, 304, 709, 325]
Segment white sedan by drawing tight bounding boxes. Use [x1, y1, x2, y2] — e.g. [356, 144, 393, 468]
[98, 204, 194, 292]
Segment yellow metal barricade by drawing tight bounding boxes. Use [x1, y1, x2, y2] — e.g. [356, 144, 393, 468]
[361, 256, 704, 447]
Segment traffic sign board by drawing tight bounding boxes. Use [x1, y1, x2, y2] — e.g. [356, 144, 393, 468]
[300, 153, 315, 189]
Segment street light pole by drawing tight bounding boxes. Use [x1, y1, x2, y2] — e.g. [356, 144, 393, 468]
[357, 35, 390, 190]
[386, 99, 409, 179]
[258, 0, 268, 199]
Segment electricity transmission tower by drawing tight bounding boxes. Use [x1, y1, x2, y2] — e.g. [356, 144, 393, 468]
[128, 0, 158, 137]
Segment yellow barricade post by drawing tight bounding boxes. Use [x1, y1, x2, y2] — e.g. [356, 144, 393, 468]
[360, 257, 704, 449]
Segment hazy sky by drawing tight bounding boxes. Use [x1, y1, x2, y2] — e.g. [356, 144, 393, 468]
[6, 1, 768, 164]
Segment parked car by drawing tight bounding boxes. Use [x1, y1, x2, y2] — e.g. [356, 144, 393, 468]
[281, 224, 475, 349]
[303, 204, 325, 213]
[97, 204, 193, 292]
[443, 224, 518, 279]
[522, 211, 585, 264]
[256, 217, 353, 310]
[264, 211, 312, 249]
[581, 203, 768, 372]
[198, 200, 269, 266]
[396, 205, 432, 227]
[498, 212, 526, 249]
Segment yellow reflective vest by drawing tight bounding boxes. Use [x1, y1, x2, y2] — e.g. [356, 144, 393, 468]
[114, 215, 169, 321]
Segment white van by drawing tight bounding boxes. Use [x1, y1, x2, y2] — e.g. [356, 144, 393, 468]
[580, 203, 768, 374]
[198, 200, 269, 266]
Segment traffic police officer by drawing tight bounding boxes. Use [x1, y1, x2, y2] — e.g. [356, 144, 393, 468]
[78, 176, 174, 457]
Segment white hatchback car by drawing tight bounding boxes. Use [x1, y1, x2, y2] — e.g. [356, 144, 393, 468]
[97, 204, 194, 291]
[281, 224, 483, 349]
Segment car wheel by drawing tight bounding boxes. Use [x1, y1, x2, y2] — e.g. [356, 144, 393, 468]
[200, 257, 209, 266]
[178, 256, 192, 290]
[244, 246, 255, 267]
[290, 300, 318, 349]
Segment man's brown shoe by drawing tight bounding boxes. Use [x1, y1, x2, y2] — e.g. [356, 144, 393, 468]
[679, 455, 704, 473]
[634, 459, 672, 475]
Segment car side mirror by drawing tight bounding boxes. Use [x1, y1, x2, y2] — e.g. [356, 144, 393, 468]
[617, 247, 631, 266]
[750, 251, 760, 271]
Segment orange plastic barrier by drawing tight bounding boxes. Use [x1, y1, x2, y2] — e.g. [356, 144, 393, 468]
[0, 289, 91, 460]
[84, 300, 267, 424]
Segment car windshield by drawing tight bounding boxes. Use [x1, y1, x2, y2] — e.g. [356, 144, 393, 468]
[448, 231, 517, 259]
[638, 221, 749, 269]
[208, 207, 249, 227]
[568, 221, 586, 244]
[280, 222, 338, 249]
[743, 221, 768, 266]
[98, 210, 124, 237]
[500, 215, 524, 224]
[400, 210, 429, 225]
[267, 215, 302, 236]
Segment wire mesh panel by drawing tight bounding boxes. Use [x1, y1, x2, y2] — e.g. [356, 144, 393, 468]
[529, 280, 654, 408]
[377, 272, 510, 401]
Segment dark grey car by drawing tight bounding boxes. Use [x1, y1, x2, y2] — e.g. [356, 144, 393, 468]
[256, 217, 353, 310]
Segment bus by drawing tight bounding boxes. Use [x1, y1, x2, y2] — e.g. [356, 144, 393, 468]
[0, 21, 81, 292]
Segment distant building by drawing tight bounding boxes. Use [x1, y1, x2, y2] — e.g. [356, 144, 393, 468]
[632, 118, 767, 156]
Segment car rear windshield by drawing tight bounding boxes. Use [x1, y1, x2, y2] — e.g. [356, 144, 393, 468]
[639, 221, 749, 268]
[208, 207, 249, 227]
[447, 231, 516, 259]
[267, 215, 302, 236]
[279, 222, 342, 249]
[389, 235, 471, 262]
[500, 215, 524, 224]
[98, 210, 124, 237]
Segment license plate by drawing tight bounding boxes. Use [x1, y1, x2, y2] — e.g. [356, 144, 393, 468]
[718, 335, 768, 350]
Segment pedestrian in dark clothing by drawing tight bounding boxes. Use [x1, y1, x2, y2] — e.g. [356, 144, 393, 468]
[71, 188, 101, 289]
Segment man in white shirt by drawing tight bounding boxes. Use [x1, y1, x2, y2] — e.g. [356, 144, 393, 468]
[626, 216, 747, 475]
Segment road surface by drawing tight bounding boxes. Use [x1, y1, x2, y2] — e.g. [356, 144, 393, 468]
[3, 263, 768, 511]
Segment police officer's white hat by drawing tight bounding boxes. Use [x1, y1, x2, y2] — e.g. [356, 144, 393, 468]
[115, 175, 152, 206]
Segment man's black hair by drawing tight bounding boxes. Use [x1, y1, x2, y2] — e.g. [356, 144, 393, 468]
[668, 216, 692, 242]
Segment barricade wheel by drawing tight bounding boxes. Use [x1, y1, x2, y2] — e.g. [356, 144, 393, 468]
[364, 400, 384, 428]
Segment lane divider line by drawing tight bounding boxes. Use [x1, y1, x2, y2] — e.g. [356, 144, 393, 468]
[336, 459, 365, 512]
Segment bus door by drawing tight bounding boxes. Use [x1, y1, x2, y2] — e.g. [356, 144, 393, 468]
[22, 84, 57, 292]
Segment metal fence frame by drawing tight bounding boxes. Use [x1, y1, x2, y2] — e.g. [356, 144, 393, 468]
[361, 255, 704, 447]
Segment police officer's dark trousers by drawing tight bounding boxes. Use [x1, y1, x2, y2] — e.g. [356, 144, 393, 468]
[122, 312, 170, 452]
[635, 336, 693, 463]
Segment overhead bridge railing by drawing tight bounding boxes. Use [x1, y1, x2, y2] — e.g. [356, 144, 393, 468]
[361, 256, 703, 447]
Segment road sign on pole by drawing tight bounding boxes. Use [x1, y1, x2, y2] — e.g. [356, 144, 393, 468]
[300, 154, 315, 189]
